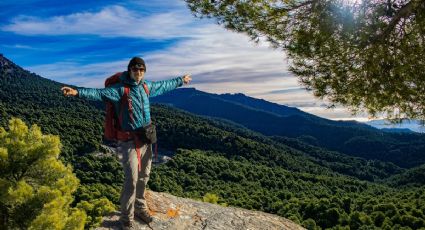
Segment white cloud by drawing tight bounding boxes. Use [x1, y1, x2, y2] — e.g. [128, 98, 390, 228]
[129, 0, 186, 9]
[2, 44, 48, 50]
[2, 5, 199, 39]
[27, 60, 128, 86]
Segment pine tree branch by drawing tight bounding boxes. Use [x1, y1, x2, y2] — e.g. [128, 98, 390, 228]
[374, 0, 416, 42]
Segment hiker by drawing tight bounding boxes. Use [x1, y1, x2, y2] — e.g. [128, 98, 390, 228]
[61, 57, 192, 229]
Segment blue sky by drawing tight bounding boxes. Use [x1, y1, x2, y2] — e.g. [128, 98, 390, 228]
[0, 0, 370, 121]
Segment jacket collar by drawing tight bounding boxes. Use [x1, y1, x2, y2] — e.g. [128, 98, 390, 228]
[120, 71, 145, 86]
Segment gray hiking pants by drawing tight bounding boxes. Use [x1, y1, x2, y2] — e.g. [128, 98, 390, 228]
[118, 140, 153, 222]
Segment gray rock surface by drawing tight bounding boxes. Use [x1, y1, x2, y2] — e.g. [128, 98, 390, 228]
[96, 190, 305, 230]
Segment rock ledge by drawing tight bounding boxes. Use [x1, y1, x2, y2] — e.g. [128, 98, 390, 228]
[97, 191, 305, 230]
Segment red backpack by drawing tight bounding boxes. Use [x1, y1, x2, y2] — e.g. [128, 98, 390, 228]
[103, 72, 150, 141]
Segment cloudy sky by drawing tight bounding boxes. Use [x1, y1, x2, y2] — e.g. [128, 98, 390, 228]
[0, 0, 370, 121]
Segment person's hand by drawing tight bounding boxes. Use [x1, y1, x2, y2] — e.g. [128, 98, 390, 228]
[182, 74, 192, 85]
[61, 86, 78, 97]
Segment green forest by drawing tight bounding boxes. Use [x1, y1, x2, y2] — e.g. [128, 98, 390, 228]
[151, 88, 425, 168]
[1, 56, 425, 229]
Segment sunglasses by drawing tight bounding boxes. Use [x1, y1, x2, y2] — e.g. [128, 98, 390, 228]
[131, 67, 145, 72]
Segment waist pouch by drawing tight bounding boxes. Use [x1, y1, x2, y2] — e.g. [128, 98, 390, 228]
[134, 124, 157, 144]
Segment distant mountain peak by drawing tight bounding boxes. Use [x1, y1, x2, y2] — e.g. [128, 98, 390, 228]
[178, 87, 197, 91]
[366, 119, 425, 133]
[0, 54, 11, 67]
[0, 55, 19, 75]
[222, 92, 246, 97]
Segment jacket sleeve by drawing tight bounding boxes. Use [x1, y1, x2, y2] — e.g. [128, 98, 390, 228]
[148, 77, 183, 98]
[77, 85, 121, 103]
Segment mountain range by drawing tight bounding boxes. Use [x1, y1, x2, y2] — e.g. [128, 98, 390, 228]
[151, 87, 425, 168]
[367, 119, 425, 133]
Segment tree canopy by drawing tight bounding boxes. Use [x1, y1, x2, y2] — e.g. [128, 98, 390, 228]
[0, 118, 85, 229]
[0, 118, 114, 229]
[185, 0, 425, 120]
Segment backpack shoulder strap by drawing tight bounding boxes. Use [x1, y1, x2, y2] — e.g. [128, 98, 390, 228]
[142, 82, 150, 96]
[119, 85, 135, 126]
[123, 86, 130, 99]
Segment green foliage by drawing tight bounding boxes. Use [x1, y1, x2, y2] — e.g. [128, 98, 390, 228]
[0, 118, 86, 229]
[29, 199, 86, 230]
[203, 193, 219, 204]
[385, 164, 425, 187]
[72, 154, 123, 188]
[74, 183, 121, 207]
[185, 0, 425, 120]
[302, 218, 319, 230]
[76, 198, 115, 229]
[349, 211, 373, 229]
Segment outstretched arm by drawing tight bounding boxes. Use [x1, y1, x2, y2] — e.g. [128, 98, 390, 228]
[148, 74, 192, 97]
[61, 86, 121, 102]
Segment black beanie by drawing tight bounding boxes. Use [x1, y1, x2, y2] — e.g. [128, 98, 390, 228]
[128, 57, 146, 72]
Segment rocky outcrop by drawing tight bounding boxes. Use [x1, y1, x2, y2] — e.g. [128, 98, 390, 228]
[97, 190, 305, 230]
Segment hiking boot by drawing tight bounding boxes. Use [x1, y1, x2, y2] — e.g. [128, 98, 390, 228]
[120, 219, 135, 230]
[135, 209, 153, 223]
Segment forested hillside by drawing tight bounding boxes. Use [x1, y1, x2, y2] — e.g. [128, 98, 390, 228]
[0, 55, 104, 159]
[153, 88, 425, 168]
[1, 55, 425, 229]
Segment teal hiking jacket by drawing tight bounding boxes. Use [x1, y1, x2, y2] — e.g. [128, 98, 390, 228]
[77, 71, 183, 131]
